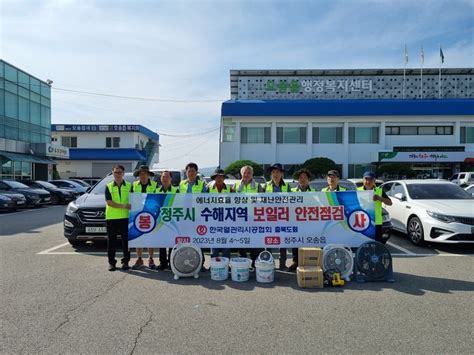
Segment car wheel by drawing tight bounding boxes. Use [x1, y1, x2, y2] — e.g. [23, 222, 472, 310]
[407, 216, 425, 245]
[68, 239, 86, 248]
[51, 195, 60, 205]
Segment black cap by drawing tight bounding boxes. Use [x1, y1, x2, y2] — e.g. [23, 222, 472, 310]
[327, 169, 340, 177]
[210, 168, 228, 180]
[133, 165, 155, 177]
[267, 163, 285, 172]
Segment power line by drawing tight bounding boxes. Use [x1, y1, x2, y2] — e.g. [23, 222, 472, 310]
[157, 127, 219, 137]
[53, 86, 224, 103]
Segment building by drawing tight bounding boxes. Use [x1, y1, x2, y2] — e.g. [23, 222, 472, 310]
[51, 124, 159, 178]
[0, 60, 58, 180]
[219, 69, 474, 178]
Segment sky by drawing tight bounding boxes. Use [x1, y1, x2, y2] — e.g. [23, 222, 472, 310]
[1, 0, 473, 169]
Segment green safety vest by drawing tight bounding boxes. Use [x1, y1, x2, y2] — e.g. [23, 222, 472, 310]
[156, 185, 179, 193]
[321, 186, 347, 192]
[132, 180, 158, 194]
[179, 179, 205, 193]
[358, 186, 383, 225]
[208, 184, 231, 193]
[234, 180, 259, 193]
[291, 185, 314, 192]
[105, 181, 131, 220]
[265, 181, 290, 192]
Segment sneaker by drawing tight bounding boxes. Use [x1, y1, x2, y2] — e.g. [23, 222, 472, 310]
[200, 265, 207, 272]
[148, 258, 156, 270]
[279, 262, 288, 271]
[157, 264, 168, 271]
[132, 258, 144, 270]
[288, 263, 298, 272]
[121, 263, 130, 271]
[108, 264, 117, 272]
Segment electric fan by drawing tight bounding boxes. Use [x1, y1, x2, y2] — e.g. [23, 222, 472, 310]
[354, 241, 394, 283]
[170, 243, 203, 280]
[322, 244, 354, 281]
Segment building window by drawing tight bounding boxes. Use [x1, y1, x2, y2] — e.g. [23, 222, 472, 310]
[313, 127, 342, 144]
[223, 125, 235, 142]
[241, 127, 271, 144]
[277, 127, 306, 144]
[348, 164, 375, 179]
[61, 136, 77, 148]
[106, 137, 120, 148]
[460, 127, 474, 143]
[386, 126, 453, 135]
[349, 127, 379, 144]
[51, 137, 58, 143]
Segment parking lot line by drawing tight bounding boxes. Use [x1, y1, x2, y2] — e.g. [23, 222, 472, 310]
[387, 241, 416, 255]
[37, 242, 71, 255]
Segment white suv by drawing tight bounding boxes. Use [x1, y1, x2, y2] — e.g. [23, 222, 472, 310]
[449, 172, 474, 186]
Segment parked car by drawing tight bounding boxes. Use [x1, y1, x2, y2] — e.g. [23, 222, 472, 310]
[68, 179, 91, 188]
[381, 180, 474, 245]
[0, 180, 51, 207]
[0, 191, 27, 209]
[449, 172, 474, 186]
[49, 180, 88, 195]
[64, 172, 136, 247]
[20, 180, 77, 205]
[253, 176, 266, 185]
[0, 193, 17, 211]
[464, 184, 474, 197]
[347, 178, 384, 188]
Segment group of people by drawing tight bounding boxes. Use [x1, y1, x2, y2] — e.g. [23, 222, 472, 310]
[105, 162, 391, 273]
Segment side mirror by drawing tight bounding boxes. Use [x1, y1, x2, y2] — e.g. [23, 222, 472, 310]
[394, 192, 406, 201]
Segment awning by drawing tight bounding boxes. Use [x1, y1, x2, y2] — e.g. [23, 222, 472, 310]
[0, 151, 57, 164]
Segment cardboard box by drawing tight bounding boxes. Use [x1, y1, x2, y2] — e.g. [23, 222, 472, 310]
[297, 266, 324, 288]
[298, 248, 323, 267]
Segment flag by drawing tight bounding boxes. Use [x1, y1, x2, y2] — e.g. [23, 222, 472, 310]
[421, 46, 424, 64]
[440, 47, 445, 64]
[404, 45, 409, 64]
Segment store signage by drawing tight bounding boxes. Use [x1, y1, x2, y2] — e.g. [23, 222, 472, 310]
[46, 144, 69, 159]
[379, 151, 474, 163]
[53, 124, 141, 132]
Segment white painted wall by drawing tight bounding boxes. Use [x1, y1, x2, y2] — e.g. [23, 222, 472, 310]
[219, 115, 474, 178]
[56, 160, 140, 178]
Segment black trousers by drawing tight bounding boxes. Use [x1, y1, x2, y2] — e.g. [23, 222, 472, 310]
[291, 248, 298, 264]
[106, 219, 130, 265]
[159, 248, 172, 266]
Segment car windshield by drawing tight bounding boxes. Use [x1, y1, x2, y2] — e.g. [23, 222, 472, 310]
[4, 181, 29, 188]
[406, 183, 472, 200]
[90, 174, 136, 195]
[36, 181, 57, 189]
[71, 180, 90, 187]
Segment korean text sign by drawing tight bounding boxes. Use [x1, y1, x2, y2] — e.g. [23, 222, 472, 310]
[128, 191, 375, 248]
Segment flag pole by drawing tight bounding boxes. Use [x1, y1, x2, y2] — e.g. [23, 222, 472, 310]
[438, 46, 443, 99]
[403, 45, 407, 99]
[420, 46, 424, 99]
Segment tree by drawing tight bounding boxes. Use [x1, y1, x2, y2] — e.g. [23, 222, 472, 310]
[299, 157, 338, 179]
[224, 160, 263, 178]
[377, 163, 416, 179]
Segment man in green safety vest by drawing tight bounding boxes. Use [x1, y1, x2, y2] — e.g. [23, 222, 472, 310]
[358, 171, 392, 242]
[180, 162, 207, 271]
[105, 164, 132, 271]
[156, 170, 179, 270]
[131, 165, 158, 270]
[265, 163, 291, 271]
[233, 165, 265, 268]
[208, 168, 232, 259]
[289, 168, 315, 272]
[321, 170, 347, 192]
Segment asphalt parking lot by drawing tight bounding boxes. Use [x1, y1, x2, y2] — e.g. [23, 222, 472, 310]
[1, 206, 473, 354]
